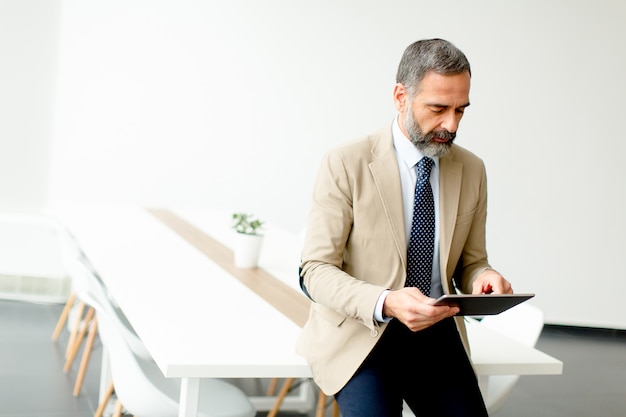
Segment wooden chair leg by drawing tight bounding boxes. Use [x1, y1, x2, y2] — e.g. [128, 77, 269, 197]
[332, 398, 340, 417]
[52, 292, 76, 342]
[74, 317, 98, 396]
[267, 377, 279, 395]
[112, 399, 124, 417]
[267, 377, 294, 417]
[64, 306, 95, 373]
[66, 301, 86, 358]
[94, 380, 114, 417]
[315, 388, 327, 417]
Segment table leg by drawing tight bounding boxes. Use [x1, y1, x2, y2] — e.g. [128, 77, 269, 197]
[179, 377, 200, 417]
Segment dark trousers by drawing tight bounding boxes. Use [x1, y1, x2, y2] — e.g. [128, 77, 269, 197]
[334, 318, 488, 417]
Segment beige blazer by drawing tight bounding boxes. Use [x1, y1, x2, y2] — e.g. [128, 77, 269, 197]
[296, 124, 492, 395]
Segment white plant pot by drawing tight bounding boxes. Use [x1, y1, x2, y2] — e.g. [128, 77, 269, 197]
[233, 233, 264, 269]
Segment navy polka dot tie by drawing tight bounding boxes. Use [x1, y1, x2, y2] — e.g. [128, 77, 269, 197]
[405, 157, 435, 296]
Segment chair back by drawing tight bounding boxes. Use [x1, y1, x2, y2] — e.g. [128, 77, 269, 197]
[95, 301, 184, 417]
[480, 302, 544, 347]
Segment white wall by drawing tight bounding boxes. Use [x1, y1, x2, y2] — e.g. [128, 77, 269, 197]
[45, 0, 626, 329]
[0, 0, 61, 210]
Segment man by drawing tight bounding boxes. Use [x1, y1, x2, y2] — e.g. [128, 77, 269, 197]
[297, 39, 513, 417]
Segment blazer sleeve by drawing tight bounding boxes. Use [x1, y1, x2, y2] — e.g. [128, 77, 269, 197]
[300, 149, 387, 329]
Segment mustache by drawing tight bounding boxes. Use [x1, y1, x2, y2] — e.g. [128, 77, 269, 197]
[427, 130, 456, 141]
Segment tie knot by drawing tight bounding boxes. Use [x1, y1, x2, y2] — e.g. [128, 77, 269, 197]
[416, 157, 434, 180]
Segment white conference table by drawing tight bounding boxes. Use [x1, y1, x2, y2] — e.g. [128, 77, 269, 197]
[51, 203, 562, 417]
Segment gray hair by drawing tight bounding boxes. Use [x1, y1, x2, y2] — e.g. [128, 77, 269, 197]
[396, 38, 471, 96]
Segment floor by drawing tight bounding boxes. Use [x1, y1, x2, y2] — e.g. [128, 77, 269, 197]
[0, 298, 625, 417]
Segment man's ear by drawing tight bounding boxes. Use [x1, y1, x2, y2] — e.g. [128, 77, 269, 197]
[393, 83, 408, 112]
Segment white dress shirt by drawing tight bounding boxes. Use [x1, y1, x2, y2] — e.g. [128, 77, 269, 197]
[374, 116, 443, 322]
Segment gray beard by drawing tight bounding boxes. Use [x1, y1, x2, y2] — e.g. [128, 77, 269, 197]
[404, 107, 455, 159]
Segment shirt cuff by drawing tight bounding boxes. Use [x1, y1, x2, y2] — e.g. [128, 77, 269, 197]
[374, 289, 392, 323]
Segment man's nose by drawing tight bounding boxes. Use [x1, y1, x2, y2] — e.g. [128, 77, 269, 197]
[441, 111, 461, 133]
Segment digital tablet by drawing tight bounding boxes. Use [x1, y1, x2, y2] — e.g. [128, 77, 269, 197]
[431, 293, 535, 316]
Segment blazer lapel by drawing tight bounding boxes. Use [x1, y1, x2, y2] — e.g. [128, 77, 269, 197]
[368, 127, 407, 267]
[439, 150, 463, 293]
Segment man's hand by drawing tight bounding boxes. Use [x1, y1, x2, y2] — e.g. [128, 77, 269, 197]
[382, 288, 459, 332]
[472, 269, 513, 295]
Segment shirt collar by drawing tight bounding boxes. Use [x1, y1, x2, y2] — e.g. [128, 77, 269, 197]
[392, 114, 439, 169]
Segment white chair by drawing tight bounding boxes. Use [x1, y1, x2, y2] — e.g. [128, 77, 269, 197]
[52, 240, 154, 397]
[478, 303, 544, 415]
[68, 259, 256, 417]
[51, 231, 103, 396]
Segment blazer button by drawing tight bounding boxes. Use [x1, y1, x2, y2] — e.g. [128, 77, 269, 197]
[370, 329, 379, 337]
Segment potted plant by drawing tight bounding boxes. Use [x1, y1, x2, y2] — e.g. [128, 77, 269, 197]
[231, 212, 265, 268]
